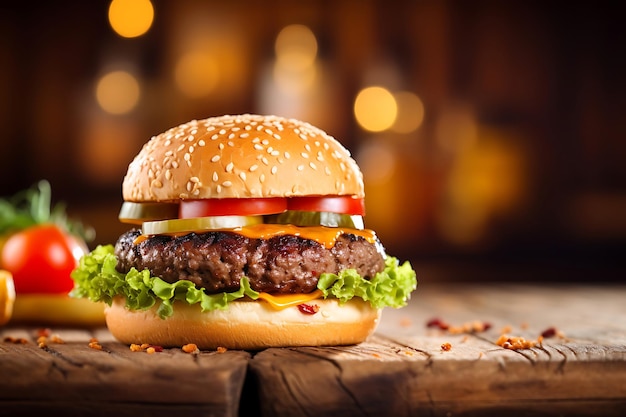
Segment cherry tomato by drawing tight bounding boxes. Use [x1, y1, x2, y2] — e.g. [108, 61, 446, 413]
[287, 196, 365, 216]
[0, 224, 88, 294]
[180, 198, 288, 218]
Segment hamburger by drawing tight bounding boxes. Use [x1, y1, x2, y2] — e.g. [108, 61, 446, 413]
[71, 114, 417, 350]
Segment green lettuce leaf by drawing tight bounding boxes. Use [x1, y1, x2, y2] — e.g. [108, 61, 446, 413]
[70, 244, 417, 318]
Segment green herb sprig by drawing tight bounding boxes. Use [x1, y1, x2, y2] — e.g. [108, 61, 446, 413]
[0, 180, 95, 242]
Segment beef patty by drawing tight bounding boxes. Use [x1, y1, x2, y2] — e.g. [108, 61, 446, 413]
[114, 229, 386, 295]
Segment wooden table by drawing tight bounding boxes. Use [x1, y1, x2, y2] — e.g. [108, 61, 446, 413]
[1, 283, 625, 417]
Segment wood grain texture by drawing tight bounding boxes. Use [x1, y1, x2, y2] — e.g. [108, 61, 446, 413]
[250, 284, 626, 416]
[0, 327, 250, 417]
[1, 284, 625, 416]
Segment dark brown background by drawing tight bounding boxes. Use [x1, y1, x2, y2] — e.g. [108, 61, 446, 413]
[1, 0, 624, 283]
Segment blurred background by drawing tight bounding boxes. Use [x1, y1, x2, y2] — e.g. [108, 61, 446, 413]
[1, 0, 624, 283]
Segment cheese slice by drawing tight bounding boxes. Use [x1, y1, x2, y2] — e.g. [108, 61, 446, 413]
[257, 290, 323, 310]
[135, 223, 377, 249]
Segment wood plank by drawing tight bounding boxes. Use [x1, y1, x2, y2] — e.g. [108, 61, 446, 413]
[0, 327, 250, 417]
[250, 284, 626, 416]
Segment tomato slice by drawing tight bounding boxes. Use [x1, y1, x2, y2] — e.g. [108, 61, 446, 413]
[180, 198, 288, 218]
[287, 196, 365, 216]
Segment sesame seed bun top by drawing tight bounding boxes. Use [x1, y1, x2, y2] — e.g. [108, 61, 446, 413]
[122, 114, 364, 202]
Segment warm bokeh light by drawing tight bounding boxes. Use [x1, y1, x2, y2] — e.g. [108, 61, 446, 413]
[95, 70, 140, 115]
[275, 24, 318, 71]
[108, 0, 154, 38]
[391, 91, 425, 134]
[174, 51, 220, 98]
[437, 128, 528, 245]
[354, 86, 397, 132]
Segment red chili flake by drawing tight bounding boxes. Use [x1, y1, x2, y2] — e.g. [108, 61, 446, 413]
[541, 327, 557, 338]
[426, 318, 449, 330]
[297, 303, 320, 315]
[36, 328, 52, 338]
[148, 344, 164, 352]
[482, 322, 492, 331]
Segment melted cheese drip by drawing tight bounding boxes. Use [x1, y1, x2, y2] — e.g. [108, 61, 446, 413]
[257, 290, 323, 310]
[134, 223, 377, 249]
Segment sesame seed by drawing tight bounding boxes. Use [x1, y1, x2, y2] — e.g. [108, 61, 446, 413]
[254, 144, 263, 151]
[218, 143, 225, 150]
[213, 172, 219, 182]
[239, 172, 247, 181]
[151, 180, 163, 188]
[165, 150, 173, 157]
[249, 164, 258, 172]
[284, 151, 291, 159]
[297, 165, 304, 171]
[228, 141, 235, 147]
[325, 167, 332, 175]
[299, 134, 307, 140]
[184, 153, 191, 161]
[164, 139, 172, 146]
[177, 144, 185, 152]
[216, 185, 222, 193]
[309, 162, 317, 170]
[271, 166, 277, 175]
[190, 176, 199, 183]
[211, 134, 219, 140]
[301, 152, 309, 158]
[305, 144, 311, 152]
[198, 139, 206, 147]
[219, 129, 227, 135]
[165, 170, 172, 180]
[193, 189, 200, 196]
[252, 137, 261, 143]
[189, 146, 194, 153]
[226, 162, 234, 173]
[172, 161, 179, 168]
[228, 133, 235, 139]
[261, 139, 269, 145]
[211, 155, 221, 162]
[259, 174, 265, 183]
[261, 157, 269, 165]
[222, 181, 232, 187]
[240, 133, 249, 138]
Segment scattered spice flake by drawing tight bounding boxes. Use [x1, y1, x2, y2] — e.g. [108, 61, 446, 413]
[37, 336, 47, 349]
[297, 303, 320, 315]
[496, 334, 536, 350]
[427, 318, 491, 334]
[540, 327, 557, 338]
[36, 328, 52, 338]
[88, 340, 103, 350]
[426, 318, 449, 330]
[441, 342, 452, 351]
[49, 334, 64, 344]
[216, 346, 227, 353]
[182, 343, 199, 354]
[129, 343, 163, 353]
[3, 336, 28, 344]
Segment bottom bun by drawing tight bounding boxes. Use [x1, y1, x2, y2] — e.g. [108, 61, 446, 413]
[11, 294, 106, 327]
[105, 296, 381, 350]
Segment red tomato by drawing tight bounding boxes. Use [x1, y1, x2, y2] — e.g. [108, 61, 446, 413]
[287, 196, 365, 216]
[180, 198, 288, 218]
[0, 224, 88, 294]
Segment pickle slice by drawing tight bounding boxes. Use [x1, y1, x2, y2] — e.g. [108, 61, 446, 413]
[142, 215, 263, 235]
[119, 202, 179, 224]
[265, 211, 364, 230]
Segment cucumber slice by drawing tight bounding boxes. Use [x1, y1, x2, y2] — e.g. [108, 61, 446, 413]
[119, 202, 179, 224]
[142, 215, 263, 235]
[265, 211, 364, 230]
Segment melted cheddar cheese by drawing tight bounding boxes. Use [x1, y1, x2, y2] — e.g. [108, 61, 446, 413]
[134, 223, 377, 249]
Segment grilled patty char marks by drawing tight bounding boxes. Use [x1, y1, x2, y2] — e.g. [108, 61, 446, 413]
[114, 229, 385, 295]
